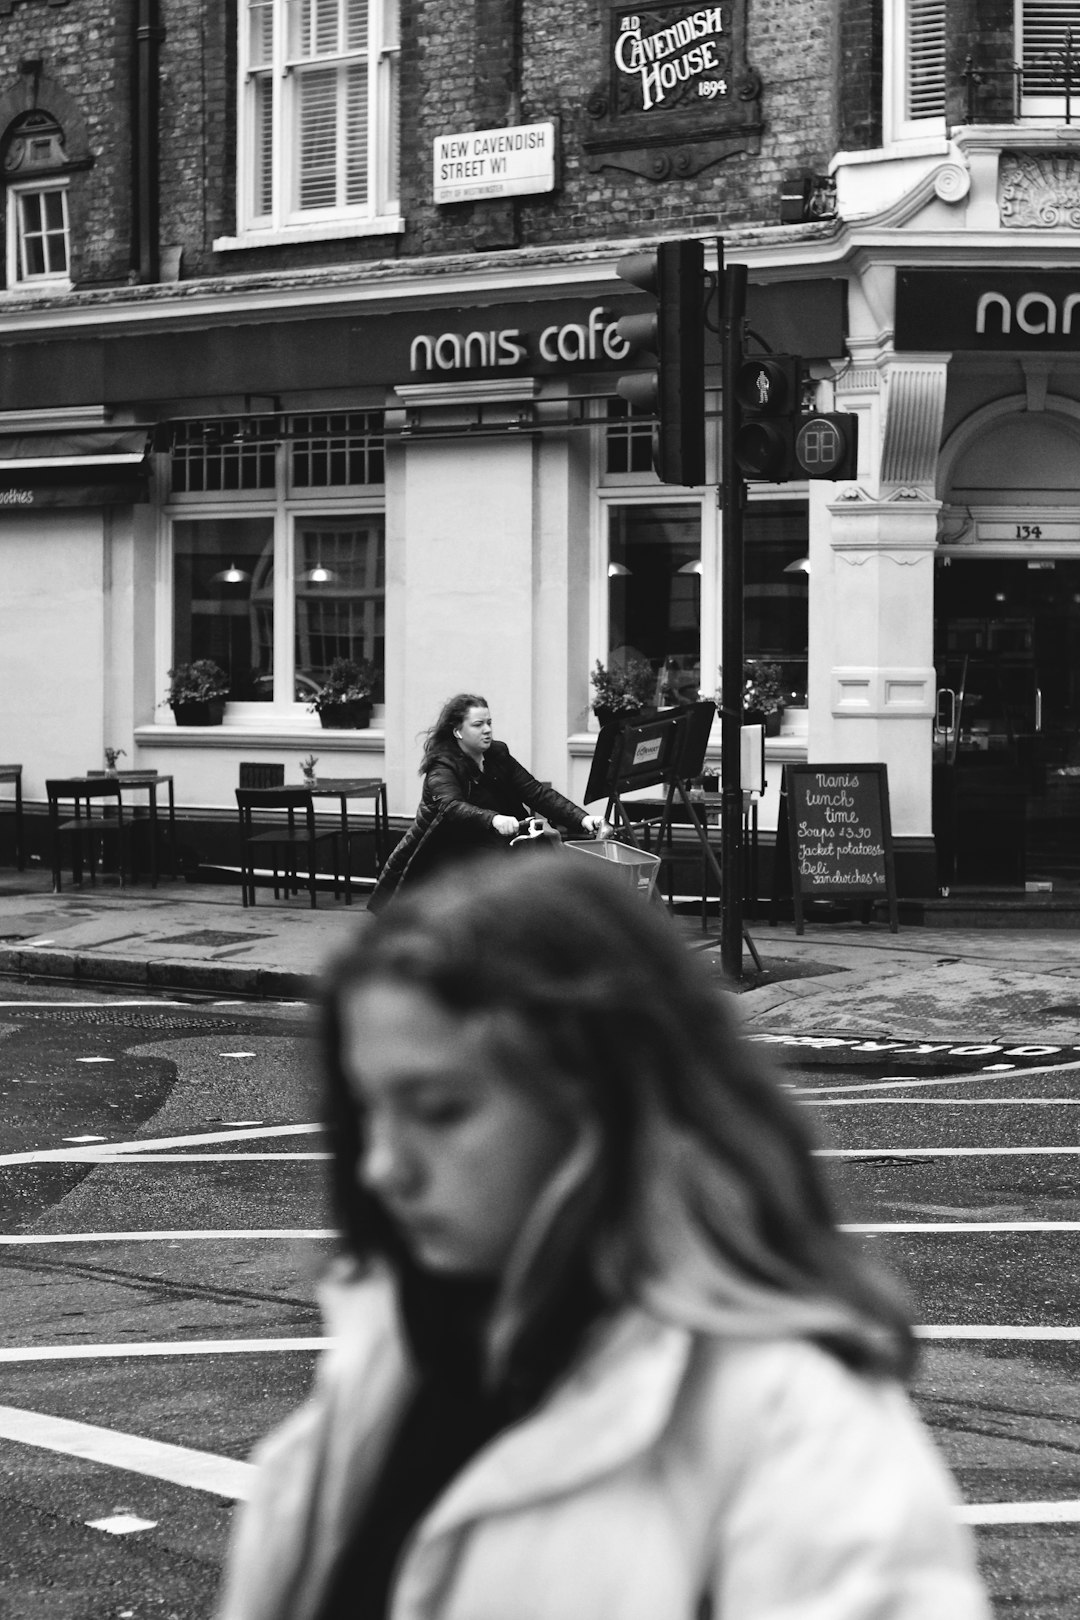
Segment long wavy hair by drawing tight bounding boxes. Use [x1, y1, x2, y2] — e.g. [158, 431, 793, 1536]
[319, 855, 915, 1383]
[418, 692, 488, 773]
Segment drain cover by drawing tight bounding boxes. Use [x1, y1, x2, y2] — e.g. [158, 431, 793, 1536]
[158, 930, 273, 947]
[17, 1009, 240, 1030]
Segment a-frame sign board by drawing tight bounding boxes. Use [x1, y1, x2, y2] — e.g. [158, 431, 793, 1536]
[773, 761, 899, 934]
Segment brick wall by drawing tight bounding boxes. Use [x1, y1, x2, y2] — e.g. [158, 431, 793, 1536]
[0, 0, 132, 288]
[946, 0, 1015, 125]
[838, 0, 881, 151]
[0, 1, 852, 290]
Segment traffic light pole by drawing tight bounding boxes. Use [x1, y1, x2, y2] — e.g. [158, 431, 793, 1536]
[720, 262, 747, 981]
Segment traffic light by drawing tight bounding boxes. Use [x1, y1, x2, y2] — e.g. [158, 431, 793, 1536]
[732, 353, 858, 483]
[614, 239, 706, 487]
[732, 355, 802, 481]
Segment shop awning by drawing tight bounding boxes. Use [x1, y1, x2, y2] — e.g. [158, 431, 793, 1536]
[0, 428, 151, 505]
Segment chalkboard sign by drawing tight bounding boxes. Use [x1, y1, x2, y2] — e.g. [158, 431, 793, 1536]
[778, 762, 899, 933]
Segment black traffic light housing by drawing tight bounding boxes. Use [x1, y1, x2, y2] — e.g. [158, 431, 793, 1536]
[614, 239, 706, 487]
[732, 352, 858, 483]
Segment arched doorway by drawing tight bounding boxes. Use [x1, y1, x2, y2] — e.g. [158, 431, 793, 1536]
[934, 399, 1080, 890]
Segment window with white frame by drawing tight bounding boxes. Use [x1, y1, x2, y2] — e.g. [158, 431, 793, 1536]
[884, 0, 946, 143]
[1019, 1, 1080, 117]
[238, 0, 400, 238]
[2, 107, 73, 289]
[8, 181, 70, 283]
[167, 413, 386, 714]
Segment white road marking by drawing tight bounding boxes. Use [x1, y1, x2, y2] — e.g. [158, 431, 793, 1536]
[0, 1337, 334, 1362]
[0, 1229, 334, 1244]
[218, 1052, 256, 1058]
[0, 1121, 324, 1167]
[806, 1097, 1080, 1107]
[917, 1325, 1080, 1340]
[819, 1146, 1080, 1158]
[0, 1404, 255, 1499]
[57, 1152, 330, 1162]
[845, 1221, 1080, 1233]
[958, 1501, 1080, 1525]
[74, 1058, 114, 1065]
[63, 1135, 107, 1144]
[87, 1514, 158, 1534]
[797, 1059, 1080, 1096]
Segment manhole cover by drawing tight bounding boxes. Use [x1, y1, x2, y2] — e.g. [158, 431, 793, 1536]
[158, 930, 273, 948]
[17, 1009, 240, 1030]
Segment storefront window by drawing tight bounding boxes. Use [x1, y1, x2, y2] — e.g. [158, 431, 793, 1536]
[172, 518, 276, 700]
[745, 500, 809, 706]
[294, 516, 385, 701]
[607, 503, 702, 706]
[604, 398, 653, 475]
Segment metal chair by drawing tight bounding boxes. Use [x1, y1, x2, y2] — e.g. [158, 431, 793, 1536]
[46, 778, 131, 893]
[235, 786, 341, 908]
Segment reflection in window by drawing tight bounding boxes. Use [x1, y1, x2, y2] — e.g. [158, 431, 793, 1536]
[173, 518, 276, 701]
[608, 504, 701, 707]
[744, 501, 809, 706]
[605, 398, 654, 475]
[294, 516, 385, 700]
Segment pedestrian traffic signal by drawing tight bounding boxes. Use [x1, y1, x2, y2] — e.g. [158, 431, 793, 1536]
[614, 239, 706, 487]
[732, 353, 858, 483]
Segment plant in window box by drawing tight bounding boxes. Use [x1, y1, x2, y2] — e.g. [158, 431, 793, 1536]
[308, 658, 377, 730]
[165, 660, 230, 727]
[590, 657, 656, 728]
[739, 660, 785, 736]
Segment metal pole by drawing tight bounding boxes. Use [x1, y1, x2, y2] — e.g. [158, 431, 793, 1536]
[719, 263, 747, 980]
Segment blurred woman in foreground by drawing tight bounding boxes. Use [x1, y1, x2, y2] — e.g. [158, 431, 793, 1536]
[217, 855, 988, 1620]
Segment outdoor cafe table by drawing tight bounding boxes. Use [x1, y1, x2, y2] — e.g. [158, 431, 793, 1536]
[86, 771, 177, 885]
[308, 777, 389, 904]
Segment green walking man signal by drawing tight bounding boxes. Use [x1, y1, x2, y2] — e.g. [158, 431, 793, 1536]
[732, 354, 858, 483]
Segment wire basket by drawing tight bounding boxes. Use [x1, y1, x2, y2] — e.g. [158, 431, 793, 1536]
[564, 837, 661, 900]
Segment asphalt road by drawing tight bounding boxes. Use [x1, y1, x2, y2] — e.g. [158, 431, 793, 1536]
[0, 982, 330, 1620]
[763, 1028, 1080, 1619]
[1, 981, 1078, 1616]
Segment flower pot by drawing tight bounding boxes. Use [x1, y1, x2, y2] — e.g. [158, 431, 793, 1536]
[318, 700, 372, 730]
[593, 706, 642, 730]
[172, 699, 225, 726]
[744, 708, 782, 737]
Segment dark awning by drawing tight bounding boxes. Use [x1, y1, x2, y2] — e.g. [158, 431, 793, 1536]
[0, 428, 150, 475]
[0, 428, 151, 504]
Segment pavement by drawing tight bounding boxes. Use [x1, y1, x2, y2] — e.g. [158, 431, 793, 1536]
[0, 867, 1077, 1042]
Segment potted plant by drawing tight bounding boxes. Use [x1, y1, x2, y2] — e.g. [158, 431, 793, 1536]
[165, 660, 230, 726]
[308, 657, 377, 729]
[589, 657, 656, 728]
[103, 747, 126, 775]
[300, 754, 319, 786]
[741, 660, 786, 736]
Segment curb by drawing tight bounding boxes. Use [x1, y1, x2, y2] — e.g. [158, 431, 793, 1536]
[0, 944, 318, 1001]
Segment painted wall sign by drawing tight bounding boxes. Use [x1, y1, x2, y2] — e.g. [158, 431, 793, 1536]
[407, 304, 631, 377]
[433, 122, 557, 205]
[614, 8, 729, 111]
[585, 0, 761, 180]
[897, 270, 1080, 351]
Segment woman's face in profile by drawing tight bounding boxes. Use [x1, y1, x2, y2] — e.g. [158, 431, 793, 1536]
[340, 981, 572, 1276]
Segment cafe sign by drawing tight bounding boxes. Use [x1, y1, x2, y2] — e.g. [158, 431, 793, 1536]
[897, 270, 1080, 351]
[584, 0, 761, 180]
[433, 122, 557, 206]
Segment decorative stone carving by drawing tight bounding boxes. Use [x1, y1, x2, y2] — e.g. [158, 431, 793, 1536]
[933, 163, 970, 204]
[1000, 152, 1080, 229]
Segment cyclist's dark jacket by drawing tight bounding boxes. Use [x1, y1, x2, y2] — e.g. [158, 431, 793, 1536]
[367, 741, 587, 912]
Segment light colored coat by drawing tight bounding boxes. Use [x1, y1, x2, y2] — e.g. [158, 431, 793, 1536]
[216, 1271, 989, 1620]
